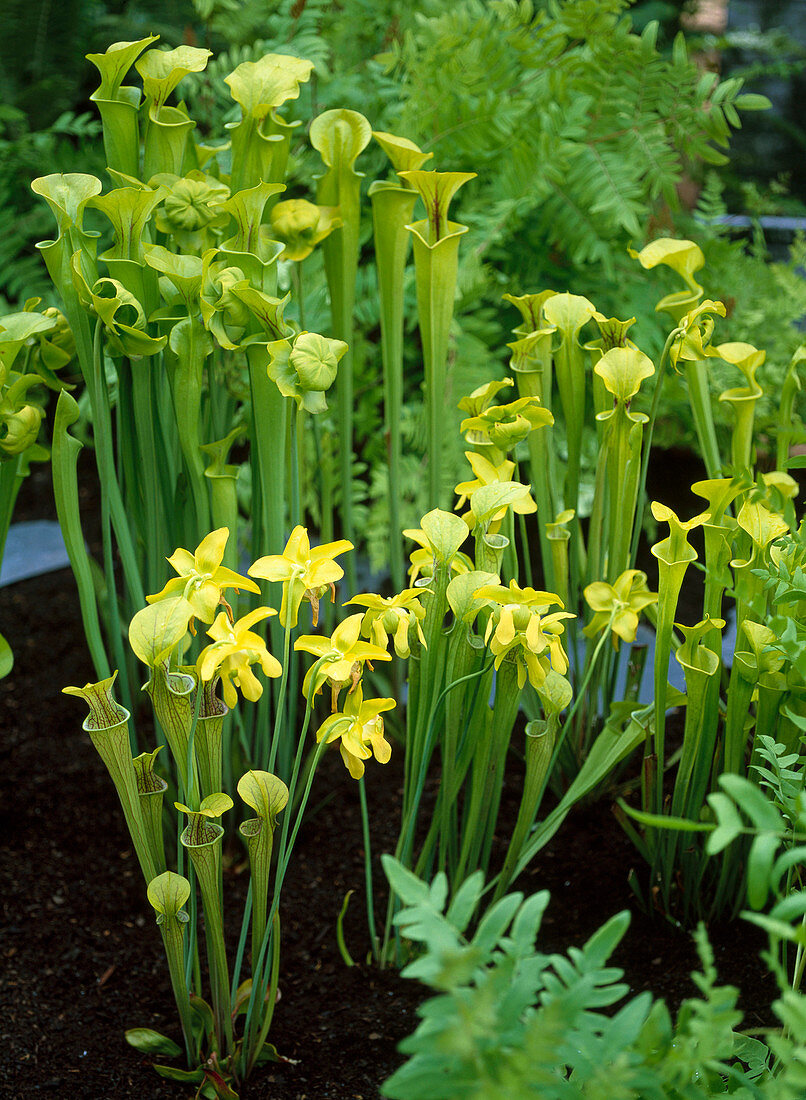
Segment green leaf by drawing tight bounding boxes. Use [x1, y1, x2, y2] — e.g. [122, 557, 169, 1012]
[718, 773, 783, 831]
[199, 791, 234, 818]
[253, 1042, 280, 1066]
[382, 853, 431, 906]
[237, 770, 289, 823]
[147, 871, 191, 919]
[154, 1064, 205, 1083]
[618, 801, 711, 833]
[310, 109, 372, 173]
[0, 632, 13, 679]
[136, 45, 212, 111]
[445, 871, 483, 934]
[734, 93, 772, 111]
[594, 347, 654, 404]
[129, 596, 194, 666]
[87, 37, 160, 100]
[125, 1027, 182, 1057]
[746, 832, 780, 910]
[420, 509, 468, 565]
[705, 791, 744, 855]
[225, 54, 314, 116]
[472, 893, 523, 956]
[31, 173, 102, 234]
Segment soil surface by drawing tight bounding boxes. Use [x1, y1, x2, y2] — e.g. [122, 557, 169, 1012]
[0, 457, 778, 1099]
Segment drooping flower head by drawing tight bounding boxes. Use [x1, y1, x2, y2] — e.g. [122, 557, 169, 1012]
[343, 589, 427, 659]
[315, 682, 395, 780]
[295, 612, 391, 706]
[583, 569, 657, 650]
[197, 607, 282, 709]
[474, 581, 573, 689]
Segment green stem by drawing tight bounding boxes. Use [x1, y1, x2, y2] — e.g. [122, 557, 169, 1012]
[358, 776, 379, 960]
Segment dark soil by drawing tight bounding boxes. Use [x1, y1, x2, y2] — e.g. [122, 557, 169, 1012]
[0, 459, 778, 1099]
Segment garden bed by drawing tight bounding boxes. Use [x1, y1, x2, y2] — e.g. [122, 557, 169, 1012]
[0, 462, 779, 1099]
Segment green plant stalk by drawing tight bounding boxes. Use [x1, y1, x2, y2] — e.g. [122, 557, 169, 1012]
[554, 334, 586, 515]
[440, 628, 486, 862]
[239, 817, 274, 969]
[584, 439, 610, 592]
[547, 528, 571, 616]
[92, 321, 139, 715]
[551, 627, 612, 786]
[267, 622, 292, 776]
[131, 358, 169, 594]
[511, 343, 555, 586]
[142, 106, 194, 179]
[406, 565, 450, 819]
[246, 342, 287, 555]
[428, 650, 492, 879]
[230, 881, 252, 1009]
[776, 352, 803, 470]
[369, 181, 418, 593]
[160, 911, 195, 1061]
[509, 703, 649, 882]
[181, 822, 233, 1055]
[146, 665, 199, 804]
[240, 652, 333, 1050]
[134, 769, 167, 875]
[0, 455, 22, 567]
[722, 656, 758, 775]
[494, 717, 556, 901]
[37, 230, 145, 619]
[661, 654, 720, 909]
[409, 226, 467, 510]
[114, 358, 143, 539]
[242, 910, 282, 1079]
[386, 659, 495, 965]
[92, 92, 141, 179]
[651, 553, 696, 813]
[316, 149, 364, 584]
[166, 317, 211, 535]
[336, 891, 356, 967]
[228, 115, 278, 195]
[243, 733, 329, 1076]
[413, 630, 492, 882]
[194, 683, 227, 799]
[628, 327, 679, 569]
[725, 389, 761, 476]
[51, 391, 110, 678]
[358, 777, 379, 960]
[752, 675, 787, 761]
[70, 687, 156, 883]
[607, 413, 645, 583]
[477, 658, 522, 876]
[685, 360, 722, 479]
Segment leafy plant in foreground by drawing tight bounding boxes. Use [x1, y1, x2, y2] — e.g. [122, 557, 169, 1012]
[381, 855, 806, 1100]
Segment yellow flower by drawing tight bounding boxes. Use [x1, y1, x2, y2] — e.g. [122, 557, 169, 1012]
[147, 528, 259, 624]
[343, 589, 427, 658]
[474, 580, 573, 689]
[249, 526, 353, 628]
[583, 569, 657, 650]
[315, 682, 395, 780]
[197, 607, 282, 709]
[295, 613, 391, 703]
[455, 451, 537, 525]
